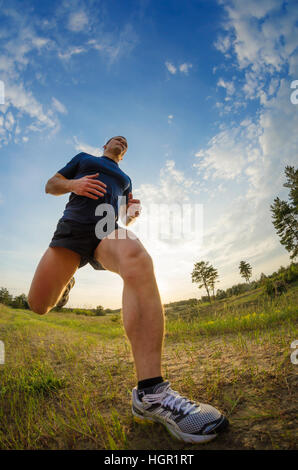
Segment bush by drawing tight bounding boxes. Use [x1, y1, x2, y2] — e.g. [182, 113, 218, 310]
[284, 263, 298, 283]
[264, 278, 275, 297]
[95, 305, 106, 316]
[264, 278, 287, 297]
[216, 289, 227, 300]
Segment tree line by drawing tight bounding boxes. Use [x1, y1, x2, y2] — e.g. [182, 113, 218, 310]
[0, 288, 116, 317]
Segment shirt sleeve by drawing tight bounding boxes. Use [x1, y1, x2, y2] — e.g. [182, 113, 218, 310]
[57, 153, 83, 179]
[123, 178, 132, 205]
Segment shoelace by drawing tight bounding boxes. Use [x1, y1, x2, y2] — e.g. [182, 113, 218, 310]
[142, 384, 197, 415]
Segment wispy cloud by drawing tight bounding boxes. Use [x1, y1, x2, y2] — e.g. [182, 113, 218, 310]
[217, 78, 235, 97]
[67, 10, 89, 32]
[165, 61, 177, 74]
[0, 3, 139, 148]
[194, 0, 298, 283]
[73, 136, 102, 156]
[165, 61, 193, 75]
[179, 63, 192, 74]
[58, 46, 87, 60]
[51, 97, 68, 115]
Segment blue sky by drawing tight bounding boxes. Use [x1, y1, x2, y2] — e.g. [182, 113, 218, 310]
[0, 0, 297, 308]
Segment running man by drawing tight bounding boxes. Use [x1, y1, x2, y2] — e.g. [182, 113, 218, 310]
[28, 136, 228, 444]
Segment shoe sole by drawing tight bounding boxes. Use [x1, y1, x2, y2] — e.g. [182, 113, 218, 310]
[132, 408, 227, 444]
[55, 277, 75, 308]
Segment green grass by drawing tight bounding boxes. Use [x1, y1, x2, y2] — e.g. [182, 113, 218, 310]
[0, 285, 297, 450]
[166, 304, 298, 338]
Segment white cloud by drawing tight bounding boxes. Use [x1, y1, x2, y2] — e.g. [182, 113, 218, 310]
[58, 46, 86, 60]
[51, 97, 68, 115]
[195, 121, 261, 180]
[193, 2, 298, 291]
[0, 4, 138, 148]
[134, 160, 196, 205]
[213, 0, 298, 114]
[165, 61, 176, 74]
[214, 34, 232, 54]
[179, 63, 193, 74]
[86, 24, 138, 63]
[4, 111, 15, 131]
[217, 1, 298, 78]
[31, 37, 49, 49]
[73, 136, 102, 156]
[6, 82, 56, 129]
[0, 9, 60, 146]
[165, 61, 193, 75]
[68, 11, 89, 32]
[217, 78, 235, 96]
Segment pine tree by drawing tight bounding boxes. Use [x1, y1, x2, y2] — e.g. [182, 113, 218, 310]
[239, 261, 252, 283]
[271, 166, 298, 259]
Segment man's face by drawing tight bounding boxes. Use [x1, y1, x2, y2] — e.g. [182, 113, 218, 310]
[104, 136, 128, 160]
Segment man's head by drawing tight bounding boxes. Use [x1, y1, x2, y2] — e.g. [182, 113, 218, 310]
[103, 136, 128, 161]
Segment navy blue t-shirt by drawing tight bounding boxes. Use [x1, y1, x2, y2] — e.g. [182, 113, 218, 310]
[57, 152, 132, 224]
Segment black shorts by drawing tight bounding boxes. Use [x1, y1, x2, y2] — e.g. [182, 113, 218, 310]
[49, 218, 118, 270]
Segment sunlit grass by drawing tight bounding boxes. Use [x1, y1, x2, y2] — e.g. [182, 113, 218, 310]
[0, 284, 297, 450]
[166, 304, 298, 338]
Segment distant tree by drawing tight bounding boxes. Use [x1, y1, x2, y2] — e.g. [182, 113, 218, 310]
[271, 166, 298, 259]
[95, 305, 105, 316]
[239, 261, 252, 283]
[264, 278, 287, 298]
[0, 287, 13, 305]
[11, 293, 29, 309]
[191, 261, 217, 303]
[209, 266, 219, 298]
[216, 289, 227, 300]
[284, 262, 298, 283]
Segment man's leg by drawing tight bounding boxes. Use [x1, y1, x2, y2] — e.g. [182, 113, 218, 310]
[94, 228, 164, 381]
[28, 247, 81, 315]
[94, 228, 229, 444]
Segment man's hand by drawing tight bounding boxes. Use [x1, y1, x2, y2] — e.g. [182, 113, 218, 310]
[71, 173, 107, 200]
[126, 192, 141, 222]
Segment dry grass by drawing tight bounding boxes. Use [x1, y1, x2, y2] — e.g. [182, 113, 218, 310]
[0, 286, 297, 450]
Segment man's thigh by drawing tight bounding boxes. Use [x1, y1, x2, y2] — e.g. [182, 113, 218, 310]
[28, 246, 81, 314]
[93, 228, 147, 275]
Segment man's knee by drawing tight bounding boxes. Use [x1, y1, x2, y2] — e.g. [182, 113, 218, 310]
[27, 296, 50, 315]
[120, 248, 154, 283]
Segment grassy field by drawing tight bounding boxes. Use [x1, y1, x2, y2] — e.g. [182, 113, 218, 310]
[0, 284, 297, 450]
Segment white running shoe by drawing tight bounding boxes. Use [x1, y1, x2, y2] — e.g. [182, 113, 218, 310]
[132, 381, 229, 444]
[55, 277, 75, 309]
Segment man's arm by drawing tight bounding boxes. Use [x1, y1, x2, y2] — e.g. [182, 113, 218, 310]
[45, 173, 75, 195]
[45, 172, 107, 199]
